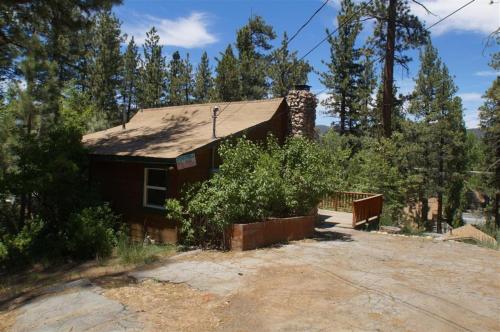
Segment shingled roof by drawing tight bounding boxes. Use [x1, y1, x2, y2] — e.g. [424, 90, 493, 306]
[82, 98, 285, 160]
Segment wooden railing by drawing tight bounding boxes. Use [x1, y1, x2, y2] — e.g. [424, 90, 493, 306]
[319, 192, 383, 228]
[352, 194, 383, 227]
[319, 192, 375, 212]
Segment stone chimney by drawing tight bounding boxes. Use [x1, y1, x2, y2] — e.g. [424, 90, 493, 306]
[286, 85, 317, 139]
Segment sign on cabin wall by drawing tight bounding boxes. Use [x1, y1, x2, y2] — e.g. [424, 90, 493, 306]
[176, 153, 197, 170]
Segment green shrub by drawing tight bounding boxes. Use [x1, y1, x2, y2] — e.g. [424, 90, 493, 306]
[165, 198, 194, 244]
[0, 216, 45, 268]
[0, 241, 7, 262]
[175, 135, 342, 247]
[66, 204, 119, 260]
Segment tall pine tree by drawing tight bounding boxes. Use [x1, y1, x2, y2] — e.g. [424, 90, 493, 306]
[168, 50, 184, 106]
[140, 27, 166, 108]
[409, 42, 467, 231]
[356, 51, 377, 134]
[121, 36, 140, 123]
[181, 53, 194, 104]
[88, 10, 123, 124]
[479, 33, 500, 226]
[365, 0, 428, 137]
[269, 32, 312, 98]
[0, 0, 120, 97]
[320, 0, 363, 134]
[193, 51, 214, 103]
[236, 16, 276, 100]
[215, 45, 240, 102]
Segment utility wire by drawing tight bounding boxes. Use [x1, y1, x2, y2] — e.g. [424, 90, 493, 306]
[299, 0, 374, 61]
[288, 0, 330, 44]
[304, 0, 475, 97]
[426, 0, 476, 30]
[298, 0, 475, 64]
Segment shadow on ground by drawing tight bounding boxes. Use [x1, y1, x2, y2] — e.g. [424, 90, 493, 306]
[311, 230, 353, 242]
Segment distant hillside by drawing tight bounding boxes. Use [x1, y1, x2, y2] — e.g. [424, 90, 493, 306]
[316, 126, 483, 138]
[467, 128, 483, 139]
[315, 125, 330, 135]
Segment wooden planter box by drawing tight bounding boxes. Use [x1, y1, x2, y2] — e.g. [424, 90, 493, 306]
[228, 215, 316, 251]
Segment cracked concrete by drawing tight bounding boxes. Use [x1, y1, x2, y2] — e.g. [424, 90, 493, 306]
[11, 282, 142, 332]
[3, 221, 500, 332]
[130, 226, 500, 331]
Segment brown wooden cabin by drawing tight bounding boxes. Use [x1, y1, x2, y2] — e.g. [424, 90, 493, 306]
[82, 98, 289, 243]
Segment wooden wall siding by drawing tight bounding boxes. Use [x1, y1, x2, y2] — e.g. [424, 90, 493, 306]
[89, 108, 288, 243]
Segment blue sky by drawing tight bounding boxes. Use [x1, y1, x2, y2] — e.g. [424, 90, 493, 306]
[115, 0, 500, 128]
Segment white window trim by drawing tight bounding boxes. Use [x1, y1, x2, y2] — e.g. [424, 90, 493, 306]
[143, 167, 167, 210]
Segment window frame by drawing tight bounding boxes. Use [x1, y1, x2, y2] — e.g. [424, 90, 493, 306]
[143, 167, 167, 210]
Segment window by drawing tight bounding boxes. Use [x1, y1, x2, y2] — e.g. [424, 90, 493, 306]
[143, 168, 167, 209]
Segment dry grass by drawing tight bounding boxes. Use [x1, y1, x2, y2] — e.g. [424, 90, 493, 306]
[104, 279, 221, 332]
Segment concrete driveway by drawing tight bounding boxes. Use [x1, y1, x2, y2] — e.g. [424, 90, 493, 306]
[3, 224, 500, 331]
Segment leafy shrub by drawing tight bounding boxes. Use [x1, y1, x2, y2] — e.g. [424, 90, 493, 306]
[0, 216, 45, 268]
[165, 198, 194, 244]
[174, 136, 342, 247]
[66, 204, 119, 260]
[0, 241, 7, 262]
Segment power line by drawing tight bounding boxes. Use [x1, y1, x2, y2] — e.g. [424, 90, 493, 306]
[288, 0, 330, 44]
[426, 0, 476, 30]
[298, 0, 475, 63]
[299, 0, 374, 61]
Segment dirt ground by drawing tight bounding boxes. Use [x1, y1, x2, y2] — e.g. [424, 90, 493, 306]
[2, 223, 500, 332]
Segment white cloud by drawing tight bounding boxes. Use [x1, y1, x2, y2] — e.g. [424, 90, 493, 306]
[459, 92, 484, 128]
[410, 0, 499, 36]
[458, 92, 483, 102]
[475, 70, 500, 77]
[122, 12, 217, 48]
[464, 109, 479, 128]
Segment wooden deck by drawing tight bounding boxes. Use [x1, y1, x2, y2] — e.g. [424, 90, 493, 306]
[318, 209, 354, 229]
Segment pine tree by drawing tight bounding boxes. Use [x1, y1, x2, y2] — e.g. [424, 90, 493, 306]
[365, 0, 428, 137]
[121, 36, 140, 123]
[7, 34, 63, 223]
[88, 10, 123, 123]
[181, 53, 194, 105]
[168, 50, 184, 106]
[356, 51, 377, 134]
[193, 51, 214, 103]
[408, 43, 441, 225]
[140, 27, 166, 108]
[0, 0, 121, 96]
[215, 45, 241, 102]
[268, 32, 312, 98]
[320, 0, 363, 134]
[409, 42, 467, 231]
[236, 16, 276, 100]
[479, 34, 500, 226]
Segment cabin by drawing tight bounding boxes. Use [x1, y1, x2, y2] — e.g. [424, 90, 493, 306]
[82, 87, 316, 243]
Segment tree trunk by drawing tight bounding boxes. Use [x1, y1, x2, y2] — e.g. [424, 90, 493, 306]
[382, 0, 396, 138]
[420, 194, 428, 227]
[495, 137, 500, 226]
[495, 192, 499, 228]
[19, 194, 26, 227]
[127, 93, 132, 123]
[437, 136, 444, 233]
[340, 92, 346, 134]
